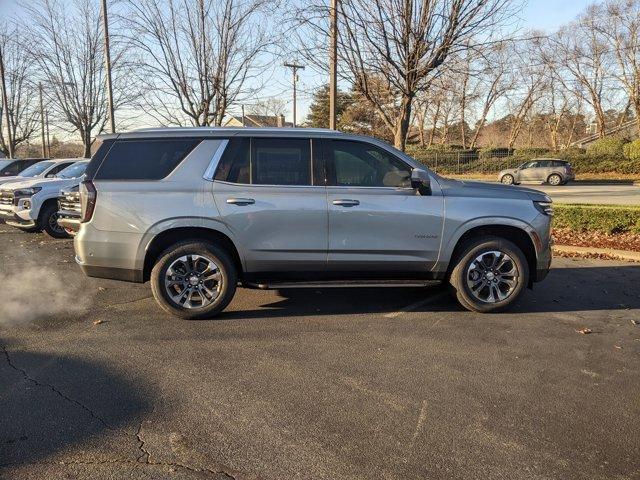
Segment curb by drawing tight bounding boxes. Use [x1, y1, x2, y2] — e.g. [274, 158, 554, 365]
[553, 245, 640, 262]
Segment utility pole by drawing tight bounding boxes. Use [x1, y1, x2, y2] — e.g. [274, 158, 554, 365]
[0, 45, 13, 158]
[241, 104, 245, 126]
[45, 111, 50, 157]
[329, 0, 338, 130]
[101, 0, 116, 133]
[39, 83, 46, 158]
[284, 62, 305, 127]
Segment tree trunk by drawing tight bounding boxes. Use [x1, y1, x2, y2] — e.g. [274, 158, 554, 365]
[393, 94, 413, 151]
[82, 128, 92, 158]
[428, 100, 441, 146]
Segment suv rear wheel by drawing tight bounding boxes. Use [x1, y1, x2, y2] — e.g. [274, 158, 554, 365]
[547, 174, 562, 186]
[39, 203, 70, 239]
[150, 241, 237, 320]
[449, 236, 529, 313]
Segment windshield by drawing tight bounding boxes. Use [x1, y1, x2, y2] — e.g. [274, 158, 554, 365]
[56, 162, 87, 179]
[18, 161, 54, 177]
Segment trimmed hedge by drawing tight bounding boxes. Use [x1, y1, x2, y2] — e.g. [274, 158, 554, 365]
[553, 204, 640, 234]
[586, 138, 626, 157]
[623, 139, 640, 161]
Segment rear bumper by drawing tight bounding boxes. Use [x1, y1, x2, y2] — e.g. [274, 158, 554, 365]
[76, 256, 144, 283]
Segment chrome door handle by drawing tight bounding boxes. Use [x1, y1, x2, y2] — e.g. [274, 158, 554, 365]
[226, 198, 255, 206]
[332, 199, 360, 207]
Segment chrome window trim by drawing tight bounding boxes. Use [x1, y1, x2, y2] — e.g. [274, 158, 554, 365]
[203, 139, 229, 181]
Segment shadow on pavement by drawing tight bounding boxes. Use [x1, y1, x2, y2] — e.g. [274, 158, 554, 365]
[217, 264, 640, 320]
[0, 344, 151, 467]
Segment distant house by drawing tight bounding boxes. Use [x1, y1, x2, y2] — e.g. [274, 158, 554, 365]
[223, 114, 293, 128]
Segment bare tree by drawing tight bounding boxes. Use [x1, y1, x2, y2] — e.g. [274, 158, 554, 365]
[246, 98, 287, 118]
[554, 9, 616, 138]
[504, 36, 547, 149]
[597, 0, 640, 135]
[123, 0, 274, 127]
[470, 42, 511, 148]
[24, 0, 135, 157]
[0, 27, 38, 156]
[295, 0, 514, 150]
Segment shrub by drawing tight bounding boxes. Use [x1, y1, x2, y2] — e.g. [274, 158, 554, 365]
[586, 138, 627, 157]
[514, 147, 551, 157]
[479, 147, 513, 159]
[553, 204, 640, 234]
[623, 139, 640, 161]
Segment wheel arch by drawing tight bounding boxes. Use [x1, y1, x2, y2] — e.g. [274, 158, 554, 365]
[142, 226, 244, 282]
[445, 222, 538, 287]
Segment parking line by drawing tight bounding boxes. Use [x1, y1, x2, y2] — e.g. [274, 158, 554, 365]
[384, 291, 449, 318]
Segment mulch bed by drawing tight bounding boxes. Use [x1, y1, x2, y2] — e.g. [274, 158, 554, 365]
[552, 227, 640, 252]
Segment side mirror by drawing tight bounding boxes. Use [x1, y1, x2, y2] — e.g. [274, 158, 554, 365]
[411, 168, 431, 195]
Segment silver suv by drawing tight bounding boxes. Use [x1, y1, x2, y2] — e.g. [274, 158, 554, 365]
[499, 159, 575, 186]
[75, 128, 552, 318]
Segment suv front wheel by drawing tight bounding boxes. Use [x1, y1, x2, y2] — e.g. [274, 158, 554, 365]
[449, 236, 529, 313]
[150, 241, 237, 320]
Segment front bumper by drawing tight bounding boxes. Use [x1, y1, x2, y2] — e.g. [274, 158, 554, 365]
[0, 208, 37, 228]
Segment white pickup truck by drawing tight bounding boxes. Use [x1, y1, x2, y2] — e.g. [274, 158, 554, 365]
[0, 159, 88, 238]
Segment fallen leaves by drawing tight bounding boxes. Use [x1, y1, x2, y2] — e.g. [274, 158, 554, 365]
[576, 328, 592, 334]
[93, 320, 105, 325]
[553, 228, 640, 252]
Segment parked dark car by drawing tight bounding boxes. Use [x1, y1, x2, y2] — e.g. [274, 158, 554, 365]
[0, 158, 48, 177]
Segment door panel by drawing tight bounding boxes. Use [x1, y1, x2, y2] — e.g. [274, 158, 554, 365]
[213, 182, 328, 273]
[327, 187, 443, 272]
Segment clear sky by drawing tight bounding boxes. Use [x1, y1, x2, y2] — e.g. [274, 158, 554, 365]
[0, 0, 591, 128]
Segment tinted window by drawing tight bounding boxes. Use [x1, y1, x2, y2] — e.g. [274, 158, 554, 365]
[326, 140, 411, 187]
[19, 161, 54, 177]
[0, 160, 26, 175]
[95, 139, 201, 180]
[252, 138, 310, 185]
[47, 162, 74, 177]
[56, 162, 88, 178]
[214, 137, 250, 184]
[214, 138, 312, 186]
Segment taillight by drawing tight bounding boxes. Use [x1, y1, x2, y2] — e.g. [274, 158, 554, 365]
[79, 180, 97, 223]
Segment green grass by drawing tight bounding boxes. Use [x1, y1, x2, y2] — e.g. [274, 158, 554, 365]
[554, 204, 640, 234]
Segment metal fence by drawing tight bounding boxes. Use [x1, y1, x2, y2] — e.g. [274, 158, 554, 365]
[414, 151, 524, 176]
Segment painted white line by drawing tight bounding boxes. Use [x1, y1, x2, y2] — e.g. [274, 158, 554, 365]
[404, 399, 428, 463]
[384, 291, 449, 318]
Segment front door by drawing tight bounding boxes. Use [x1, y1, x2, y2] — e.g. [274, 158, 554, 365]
[518, 161, 542, 182]
[213, 137, 328, 273]
[324, 139, 444, 274]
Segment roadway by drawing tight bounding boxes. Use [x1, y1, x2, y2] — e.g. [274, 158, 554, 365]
[532, 182, 640, 205]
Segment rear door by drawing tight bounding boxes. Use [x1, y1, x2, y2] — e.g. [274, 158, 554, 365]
[212, 137, 328, 274]
[323, 139, 443, 274]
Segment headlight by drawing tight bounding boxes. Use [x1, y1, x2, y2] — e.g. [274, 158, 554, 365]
[14, 187, 42, 197]
[534, 200, 553, 216]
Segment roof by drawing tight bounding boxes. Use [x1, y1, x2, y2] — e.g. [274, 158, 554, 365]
[99, 127, 347, 141]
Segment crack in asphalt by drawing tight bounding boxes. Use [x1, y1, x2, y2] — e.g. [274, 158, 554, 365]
[1, 345, 113, 430]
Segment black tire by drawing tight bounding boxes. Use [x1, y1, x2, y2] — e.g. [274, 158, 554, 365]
[500, 174, 515, 185]
[39, 203, 70, 238]
[150, 240, 237, 320]
[449, 236, 529, 313]
[547, 174, 562, 186]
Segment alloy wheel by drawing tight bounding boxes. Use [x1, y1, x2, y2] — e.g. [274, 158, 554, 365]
[164, 254, 223, 309]
[466, 250, 519, 303]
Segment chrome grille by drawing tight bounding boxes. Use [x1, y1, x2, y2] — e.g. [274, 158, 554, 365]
[0, 190, 14, 206]
[57, 191, 81, 218]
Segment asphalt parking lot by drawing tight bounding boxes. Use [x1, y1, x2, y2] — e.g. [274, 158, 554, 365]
[1, 223, 639, 480]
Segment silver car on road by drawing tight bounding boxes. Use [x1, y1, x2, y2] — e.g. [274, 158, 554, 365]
[74, 128, 552, 318]
[499, 159, 575, 186]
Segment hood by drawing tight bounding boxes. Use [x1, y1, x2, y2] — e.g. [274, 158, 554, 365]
[0, 175, 22, 186]
[436, 177, 550, 202]
[0, 177, 78, 192]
